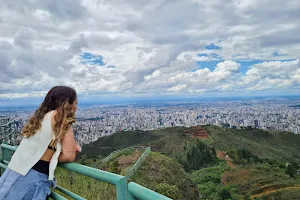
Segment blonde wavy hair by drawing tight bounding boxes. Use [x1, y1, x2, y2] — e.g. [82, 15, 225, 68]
[21, 86, 77, 147]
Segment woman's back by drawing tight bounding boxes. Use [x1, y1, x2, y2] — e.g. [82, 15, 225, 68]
[8, 110, 56, 177]
[0, 85, 80, 200]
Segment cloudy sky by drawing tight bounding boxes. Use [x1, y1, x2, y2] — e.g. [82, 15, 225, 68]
[0, 0, 300, 101]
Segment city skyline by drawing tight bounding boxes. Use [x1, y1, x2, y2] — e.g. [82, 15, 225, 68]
[1, 1, 300, 100]
[2, 98, 300, 146]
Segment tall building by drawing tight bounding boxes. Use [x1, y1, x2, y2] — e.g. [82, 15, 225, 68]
[254, 119, 259, 128]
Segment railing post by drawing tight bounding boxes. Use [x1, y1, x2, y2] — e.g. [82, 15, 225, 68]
[0, 145, 3, 175]
[116, 176, 128, 200]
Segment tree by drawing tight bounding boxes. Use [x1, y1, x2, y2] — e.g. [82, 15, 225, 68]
[182, 140, 217, 171]
[219, 187, 232, 200]
[211, 147, 217, 159]
[286, 164, 295, 177]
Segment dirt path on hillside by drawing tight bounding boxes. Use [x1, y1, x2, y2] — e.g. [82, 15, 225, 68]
[217, 151, 236, 169]
[217, 151, 236, 186]
[250, 185, 300, 199]
[221, 171, 230, 185]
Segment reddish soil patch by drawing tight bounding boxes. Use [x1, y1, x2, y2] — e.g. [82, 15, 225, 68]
[184, 126, 209, 139]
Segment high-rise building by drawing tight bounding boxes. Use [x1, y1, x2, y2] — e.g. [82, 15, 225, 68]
[254, 119, 259, 128]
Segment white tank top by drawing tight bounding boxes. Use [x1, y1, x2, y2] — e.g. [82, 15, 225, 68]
[8, 110, 62, 180]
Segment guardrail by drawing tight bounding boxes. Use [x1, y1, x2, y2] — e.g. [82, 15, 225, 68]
[0, 119, 17, 144]
[0, 143, 172, 200]
[125, 147, 151, 178]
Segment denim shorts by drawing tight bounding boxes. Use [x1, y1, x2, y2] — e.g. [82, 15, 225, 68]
[0, 168, 56, 200]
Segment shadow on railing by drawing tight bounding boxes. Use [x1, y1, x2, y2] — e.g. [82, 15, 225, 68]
[0, 144, 172, 200]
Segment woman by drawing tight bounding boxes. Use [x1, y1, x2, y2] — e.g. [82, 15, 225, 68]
[0, 86, 82, 199]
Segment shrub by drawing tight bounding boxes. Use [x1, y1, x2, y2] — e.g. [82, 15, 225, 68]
[154, 183, 182, 199]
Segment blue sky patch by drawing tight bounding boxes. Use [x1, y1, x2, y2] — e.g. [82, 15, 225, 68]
[272, 51, 287, 57]
[198, 53, 209, 57]
[196, 59, 296, 74]
[204, 43, 222, 50]
[80, 52, 105, 66]
[197, 60, 223, 71]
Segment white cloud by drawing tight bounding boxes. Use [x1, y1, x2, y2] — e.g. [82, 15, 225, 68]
[0, 0, 300, 99]
[167, 84, 187, 92]
[241, 59, 300, 91]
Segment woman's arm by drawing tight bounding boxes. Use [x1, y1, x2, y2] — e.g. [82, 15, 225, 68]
[58, 127, 78, 163]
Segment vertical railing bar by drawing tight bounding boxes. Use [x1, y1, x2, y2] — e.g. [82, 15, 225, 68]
[116, 176, 127, 200]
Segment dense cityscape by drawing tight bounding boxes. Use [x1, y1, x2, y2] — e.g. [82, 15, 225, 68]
[1, 98, 299, 145]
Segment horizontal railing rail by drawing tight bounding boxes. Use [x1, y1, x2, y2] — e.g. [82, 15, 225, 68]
[0, 143, 172, 200]
[0, 119, 15, 127]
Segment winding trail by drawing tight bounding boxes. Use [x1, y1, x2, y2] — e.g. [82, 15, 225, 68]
[250, 185, 300, 199]
[217, 151, 236, 186]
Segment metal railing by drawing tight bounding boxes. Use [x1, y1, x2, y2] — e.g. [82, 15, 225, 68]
[0, 143, 172, 200]
[125, 147, 151, 178]
[0, 118, 18, 145]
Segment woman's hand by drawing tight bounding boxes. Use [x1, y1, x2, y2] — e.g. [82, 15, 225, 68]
[76, 144, 82, 153]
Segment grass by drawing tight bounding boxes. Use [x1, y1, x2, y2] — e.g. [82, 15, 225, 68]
[148, 127, 195, 159]
[62, 125, 300, 199]
[253, 188, 300, 200]
[80, 130, 160, 158]
[203, 125, 300, 163]
[54, 167, 116, 200]
[225, 163, 300, 199]
[131, 152, 200, 200]
[190, 160, 232, 200]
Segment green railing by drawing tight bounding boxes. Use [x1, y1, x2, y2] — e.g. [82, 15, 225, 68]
[0, 144, 172, 200]
[125, 147, 151, 178]
[0, 117, 18, 145]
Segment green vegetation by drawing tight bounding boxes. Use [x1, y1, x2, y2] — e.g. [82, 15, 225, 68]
[286, 162, 300, 178]
[253, 189, 300, 200]
[58, 125, 300, 199]
[191, 160, 231, 200]
[225, 163, 300, 198]
[154, 183, 182, 199]
[80, 130, 160, 158]
[54, 167, 116, 200]
[179, 140, 217, 172]
[203, 125, 300, 163]
[149, 126, 195, 159]
[131, 152, 200, 200]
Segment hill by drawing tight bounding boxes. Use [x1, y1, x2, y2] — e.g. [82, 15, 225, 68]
[130, 152, 200, 200]
[203, 125, 300, 163]
[75, 125, 300, 199]
[74, 149, 199, 199]
[80, 130, 160, 158]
